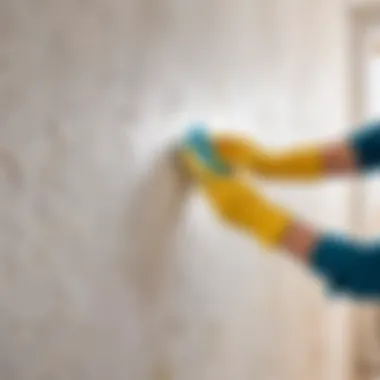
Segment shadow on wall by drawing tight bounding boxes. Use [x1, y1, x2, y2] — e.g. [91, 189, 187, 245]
[127, 145, 190, 308]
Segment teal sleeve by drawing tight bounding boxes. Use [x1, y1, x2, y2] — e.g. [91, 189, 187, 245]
[350, 120, 380, 171]
[310, 234, 380, 299]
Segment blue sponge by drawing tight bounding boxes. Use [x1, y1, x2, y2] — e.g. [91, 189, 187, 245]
[181, 123, 231, 175]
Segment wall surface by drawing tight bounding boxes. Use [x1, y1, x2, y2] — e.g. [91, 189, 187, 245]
[0, 0, 352, 379]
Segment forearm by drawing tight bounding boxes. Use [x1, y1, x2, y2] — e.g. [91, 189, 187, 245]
[318, 142, 357, 176]
[280, 220, 319, 263]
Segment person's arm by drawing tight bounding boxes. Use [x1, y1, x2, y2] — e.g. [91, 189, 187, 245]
[213, 119, 380, 180]
[181, 126, 380, 299]
[281, 221, 380, 298]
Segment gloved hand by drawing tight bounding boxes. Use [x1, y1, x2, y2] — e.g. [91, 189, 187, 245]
[212, 133, 324, 180]
[180, 131, 293, 248]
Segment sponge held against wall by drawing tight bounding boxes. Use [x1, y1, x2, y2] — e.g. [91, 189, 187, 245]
[178, 123, 232, 182]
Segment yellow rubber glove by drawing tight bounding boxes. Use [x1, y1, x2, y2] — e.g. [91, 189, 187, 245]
[180, 146, 293, 248]
[212, 134, 324, 180]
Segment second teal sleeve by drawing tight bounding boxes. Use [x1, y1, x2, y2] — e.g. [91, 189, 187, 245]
[350, 120, 380, 171]
[310, 234, 380, 299]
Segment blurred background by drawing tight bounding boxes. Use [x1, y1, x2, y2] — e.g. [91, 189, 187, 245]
[1, 0, 380, 379]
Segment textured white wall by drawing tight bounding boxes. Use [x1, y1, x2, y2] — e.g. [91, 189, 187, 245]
[0, 0, 352, 379]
